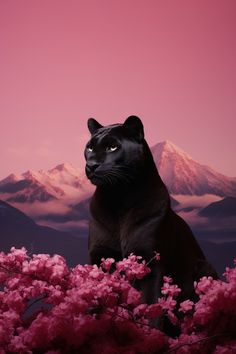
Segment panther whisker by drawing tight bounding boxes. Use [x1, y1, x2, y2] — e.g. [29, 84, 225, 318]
[107, 170, 132, 185]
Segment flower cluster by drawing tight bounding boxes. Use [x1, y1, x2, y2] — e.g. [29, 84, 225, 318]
[169, 259, 236, 353]
[0, 247, 236, 353]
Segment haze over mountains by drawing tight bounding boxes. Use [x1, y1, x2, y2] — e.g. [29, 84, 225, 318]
[0, 200, 88, 266]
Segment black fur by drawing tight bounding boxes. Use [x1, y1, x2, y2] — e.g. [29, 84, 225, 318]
[84, 116, 217, 306]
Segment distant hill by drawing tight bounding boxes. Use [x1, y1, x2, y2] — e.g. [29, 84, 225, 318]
[199, 197, 236, 218]
[198, 239, 236, 277]
[0, 200, 88, 266]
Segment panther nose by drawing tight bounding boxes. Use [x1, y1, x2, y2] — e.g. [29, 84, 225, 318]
[86, 162, 99, 173]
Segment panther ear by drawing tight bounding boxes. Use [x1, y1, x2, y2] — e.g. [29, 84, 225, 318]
[87, 118, 103, 135]
[124, 116, 144, 141]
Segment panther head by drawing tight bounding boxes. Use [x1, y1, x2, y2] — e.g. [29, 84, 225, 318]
[84, 116, 147, 186]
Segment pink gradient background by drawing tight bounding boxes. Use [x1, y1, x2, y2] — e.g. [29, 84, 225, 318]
[0, 0, 236, 179]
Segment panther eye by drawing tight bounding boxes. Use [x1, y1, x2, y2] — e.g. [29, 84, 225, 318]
[87, 147, 93, 152]
[106, 145, 118, 152]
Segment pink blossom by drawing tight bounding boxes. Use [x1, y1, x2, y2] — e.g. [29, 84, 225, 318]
[163, 276, 173, 283]
[145, 303, 163, 319]
[158, 296, 177, 312]
[179, 300, 194, 313]
[116, 253, 151, 280]
[133, 304, 148, 317]
[194, 275, 214, 295]
[101, 257, 115, 271]
[161, 282, 181, 297]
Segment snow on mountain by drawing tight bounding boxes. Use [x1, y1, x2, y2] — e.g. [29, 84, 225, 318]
[0, 177, 57, 203]
[0, 173, 21, 185]
[0, 163, 93, 204]
[47, 163, 84, 188]
[152, 141, 236, 196]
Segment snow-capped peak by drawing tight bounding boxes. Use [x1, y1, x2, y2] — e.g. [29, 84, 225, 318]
[22, 170, 42, 181]
[152, 140, 192, 163]
[0, 162, 90, 204]
[0, 173, 21, 185]
[151, 141, 236, 196]
[49, 163, 82, 176]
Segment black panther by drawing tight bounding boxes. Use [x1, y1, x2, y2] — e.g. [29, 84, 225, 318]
[84, 116, 217, 306]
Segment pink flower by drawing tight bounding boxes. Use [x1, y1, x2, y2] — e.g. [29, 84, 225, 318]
[179, 300, 194, 313]
[161, 283, 181, 297]
[101, 257, 115, 271]
[194, 276, 214, 295]
[126, 286, 141, 306]
[145, 303, 163, 319]
[133, 304, 148, 317]
[116, 254, 151, 280]
[158, 296, 177, 312]
[163, 276, 173, 283]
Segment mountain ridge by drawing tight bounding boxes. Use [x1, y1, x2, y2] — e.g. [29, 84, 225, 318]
[0, 163, 93, 204]
[0, 140, 235, 209]
[199, 196, 236, 219]
[0, 199, 88, 266]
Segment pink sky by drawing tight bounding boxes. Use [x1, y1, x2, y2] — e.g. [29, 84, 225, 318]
[0, 0, 236, 179]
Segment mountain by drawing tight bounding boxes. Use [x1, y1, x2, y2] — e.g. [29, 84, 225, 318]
[199, 197, 236, 218]
[0, 163, 93, 204]
[151, 141, 236, 196]
[0, 200, 88, 266]
[0, 172, 57, 203]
